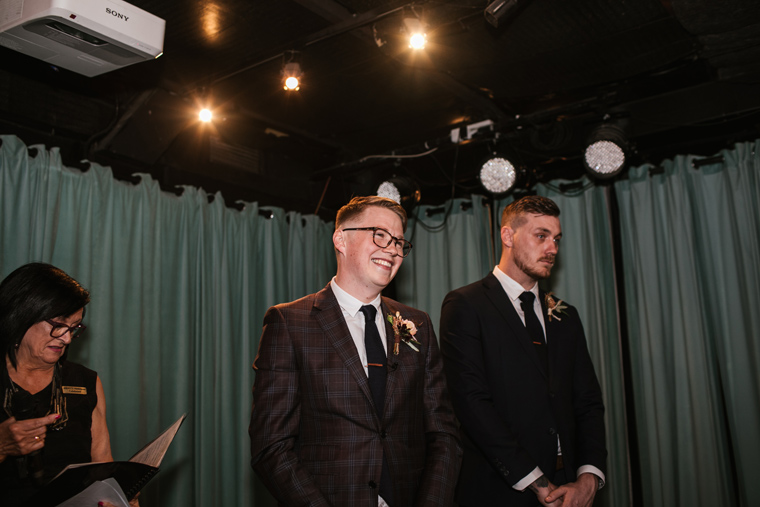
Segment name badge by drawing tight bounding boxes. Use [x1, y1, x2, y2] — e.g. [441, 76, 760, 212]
[62, 386, 87, 395]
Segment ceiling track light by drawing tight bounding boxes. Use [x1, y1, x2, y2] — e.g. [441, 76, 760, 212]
[377, 176, 421, 215]
[583, 123, 629, 179]
[484, 0, 524, 28]
[402, 7, 427, 50]
[479, 155, 519, 195]
[282, 51, 303, 91]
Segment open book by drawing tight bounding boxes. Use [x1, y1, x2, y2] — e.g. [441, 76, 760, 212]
[25, 413, 187, 507]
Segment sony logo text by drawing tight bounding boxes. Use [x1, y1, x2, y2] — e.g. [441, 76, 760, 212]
[105, 8, 129, 22]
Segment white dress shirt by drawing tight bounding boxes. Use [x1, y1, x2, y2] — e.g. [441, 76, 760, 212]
[330, 278, 392, 507]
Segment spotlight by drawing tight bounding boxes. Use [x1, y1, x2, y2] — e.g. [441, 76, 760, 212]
[479, 156, 518, 195]
[377, 176, 421, 215]
[583, 124, 628, 178]
[403, 10, 427, 50]
[282, 51, 302, 91]
[199, 108, 212, 122]
[485, 0, 522, 28]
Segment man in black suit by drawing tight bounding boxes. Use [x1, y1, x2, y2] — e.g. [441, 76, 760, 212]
[440, 195, 606, 507]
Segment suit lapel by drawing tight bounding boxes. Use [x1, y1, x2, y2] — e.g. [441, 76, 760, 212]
[313, 285, 376, 410]
[483, 274, 548, 379]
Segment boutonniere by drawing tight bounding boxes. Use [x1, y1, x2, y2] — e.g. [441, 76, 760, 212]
[545, 292, 568, 321]
[386, 311, 422, 355]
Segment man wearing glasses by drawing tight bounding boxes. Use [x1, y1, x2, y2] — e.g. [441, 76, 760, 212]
[250, 196, 462, 507]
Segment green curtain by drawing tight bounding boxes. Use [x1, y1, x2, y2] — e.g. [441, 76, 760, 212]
[5, 129, 758, 507]
[395, 195, 495, 336]
[615, 141, 760, 507]
[0, 135, 335, 506]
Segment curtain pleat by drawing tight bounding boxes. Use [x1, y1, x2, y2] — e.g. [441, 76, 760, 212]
[615, 141, 760, 507]
[0, 135, 335, 507]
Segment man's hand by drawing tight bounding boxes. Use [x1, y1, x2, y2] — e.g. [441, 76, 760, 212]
[544, 472, 598, 507]
[528, 475, 563, 506]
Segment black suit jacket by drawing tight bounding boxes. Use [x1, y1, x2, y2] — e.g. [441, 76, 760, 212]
[440, 274, 606, 507]
[250, 284, 462, 507]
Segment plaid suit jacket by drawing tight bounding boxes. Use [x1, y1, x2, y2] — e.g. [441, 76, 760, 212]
[250, 284, 462, 507]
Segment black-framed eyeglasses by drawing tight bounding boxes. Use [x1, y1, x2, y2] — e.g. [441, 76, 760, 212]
[45, 319, 86, 339]
[342, 227, 413, 257]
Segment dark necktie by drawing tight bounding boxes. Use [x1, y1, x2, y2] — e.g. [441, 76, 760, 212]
[359, 305, 393, 505]
[518, 291, 548, 373]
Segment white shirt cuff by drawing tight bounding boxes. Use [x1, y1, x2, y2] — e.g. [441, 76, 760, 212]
[577, 465, 605, 489]
[513, 466, 543, 491]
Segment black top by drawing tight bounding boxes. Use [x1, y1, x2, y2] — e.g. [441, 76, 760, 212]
[0, 361, 97, 507]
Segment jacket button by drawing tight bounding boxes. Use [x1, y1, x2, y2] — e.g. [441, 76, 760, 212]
[548, 427, 556, 435]
[368, 481, 377, 489]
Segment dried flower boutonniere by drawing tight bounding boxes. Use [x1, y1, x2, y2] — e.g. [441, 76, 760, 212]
[545, 292, 568, 321]
[386, 311, 421, 355]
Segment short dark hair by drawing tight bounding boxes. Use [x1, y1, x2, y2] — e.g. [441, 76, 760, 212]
[501, 195, 560, 229]
[0, 263, 90, 371]
[335, 196, 408, 232]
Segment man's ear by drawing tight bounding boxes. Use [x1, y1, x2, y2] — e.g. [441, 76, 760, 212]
[333, 229, 346, 254]
[501, 226, 514, 248]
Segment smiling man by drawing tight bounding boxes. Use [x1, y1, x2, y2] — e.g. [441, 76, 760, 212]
[440, 195, 607, 507]
[249, 196, 462, 507]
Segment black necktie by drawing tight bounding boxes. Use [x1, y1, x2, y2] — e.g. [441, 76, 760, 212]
[359, 305, 393, 505]
[518, 291, 548, 373]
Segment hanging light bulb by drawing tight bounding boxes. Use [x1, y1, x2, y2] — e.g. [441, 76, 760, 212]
[283, 72, 300, 91]
[403, 10, 427, 50]
[281, 51, 303, 91]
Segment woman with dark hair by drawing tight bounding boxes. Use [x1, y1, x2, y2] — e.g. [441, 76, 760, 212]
[0, 263, 116, 506]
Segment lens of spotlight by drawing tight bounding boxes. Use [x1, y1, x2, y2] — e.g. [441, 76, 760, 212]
[199, 109, 212, 122]
[284, 76, 300, 90]
[409, 33, 427, 50]
[377, 181, 402, 204]
[584, 140, 625, 176]
[479, 157, 517, 194]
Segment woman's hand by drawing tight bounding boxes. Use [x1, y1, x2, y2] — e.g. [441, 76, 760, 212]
[0, 413, 60, 462]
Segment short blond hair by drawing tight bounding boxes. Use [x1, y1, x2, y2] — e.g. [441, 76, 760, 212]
[335, 196, 407, 232]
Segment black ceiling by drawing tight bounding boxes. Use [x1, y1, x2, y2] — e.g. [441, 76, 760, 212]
[2, 0, 760, 219]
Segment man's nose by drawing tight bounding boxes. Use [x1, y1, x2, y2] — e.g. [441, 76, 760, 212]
[382, 241, 399, 256]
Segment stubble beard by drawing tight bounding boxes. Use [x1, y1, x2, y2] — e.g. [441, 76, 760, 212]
[515, 250, 554, 281]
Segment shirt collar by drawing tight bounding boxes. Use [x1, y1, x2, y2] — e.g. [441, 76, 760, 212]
[492, 266, 539, 303]
[330, 277, 382, 317]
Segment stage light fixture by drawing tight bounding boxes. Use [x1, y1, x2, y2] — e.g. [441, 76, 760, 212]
[485, 0, 521, 28]
[281, 51, 303, 91]
[583, 124, 628, 179]
[377, 176, 421, 215]
[403, 10, 427, 50]
[479, 156, 518, 195]
[199, 108, 212, 122]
